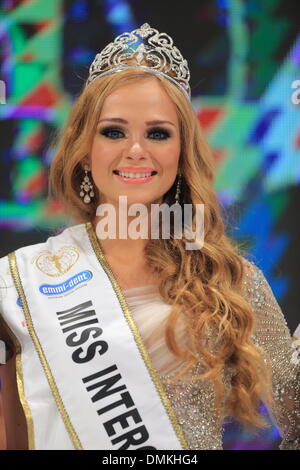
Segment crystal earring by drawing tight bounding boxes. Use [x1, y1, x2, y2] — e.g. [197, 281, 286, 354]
[80, 164, 94, 204]
[175, 173, 182, 205]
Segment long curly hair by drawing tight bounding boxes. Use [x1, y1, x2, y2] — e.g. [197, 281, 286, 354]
[49, 62, 276, 433]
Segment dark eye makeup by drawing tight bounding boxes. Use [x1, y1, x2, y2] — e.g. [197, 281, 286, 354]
[99, 126, 171, 140]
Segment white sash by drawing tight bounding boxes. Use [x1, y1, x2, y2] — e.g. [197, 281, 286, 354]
[8, 223, 188, 450]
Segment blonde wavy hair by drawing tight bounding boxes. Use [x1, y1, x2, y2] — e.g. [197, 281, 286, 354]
[49, 61, 276, 434]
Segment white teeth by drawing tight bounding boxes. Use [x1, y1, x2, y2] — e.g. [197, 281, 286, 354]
[117, 171, 154, 178]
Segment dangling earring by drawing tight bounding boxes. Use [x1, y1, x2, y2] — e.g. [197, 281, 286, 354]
[80, 164, 94, 204]
[175, 173, 182, 205]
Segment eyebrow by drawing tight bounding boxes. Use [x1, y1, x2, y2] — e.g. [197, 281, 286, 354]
[98, 117, 176, 127]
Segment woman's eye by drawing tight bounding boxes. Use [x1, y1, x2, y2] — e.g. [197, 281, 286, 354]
[100, 128, 123, 139]
[148, 128, 170, 140]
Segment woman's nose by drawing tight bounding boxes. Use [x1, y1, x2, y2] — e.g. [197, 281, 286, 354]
[124, 141, 147, 160]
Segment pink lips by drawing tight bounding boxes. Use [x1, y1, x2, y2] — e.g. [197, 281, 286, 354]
[113, 167, 157, 184]
[113, 173, 157, 184]
[114, 167, 156, 173]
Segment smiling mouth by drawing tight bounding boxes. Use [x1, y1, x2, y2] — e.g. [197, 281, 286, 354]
[113, 170, 157, 177]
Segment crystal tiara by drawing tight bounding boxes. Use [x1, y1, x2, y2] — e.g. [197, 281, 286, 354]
[86, 23, 191, 101]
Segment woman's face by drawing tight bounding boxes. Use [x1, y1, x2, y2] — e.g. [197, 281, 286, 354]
[88, 77, 181, 209]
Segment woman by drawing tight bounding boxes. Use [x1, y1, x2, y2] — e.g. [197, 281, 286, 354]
[0, 23, 299, 450]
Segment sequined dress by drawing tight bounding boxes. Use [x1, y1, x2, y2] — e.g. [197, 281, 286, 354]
[122, 260, 300, 450]
[1, 258, 300, 449]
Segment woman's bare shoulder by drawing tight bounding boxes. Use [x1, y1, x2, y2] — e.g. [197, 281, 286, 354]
[0, 253, 16, 365]
[0, 350, 29, 449]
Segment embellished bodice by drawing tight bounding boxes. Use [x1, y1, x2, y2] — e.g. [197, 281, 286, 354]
[1, 238, 299, 449]
[122, 284, 225, 450]
[122, 259, 300, 450]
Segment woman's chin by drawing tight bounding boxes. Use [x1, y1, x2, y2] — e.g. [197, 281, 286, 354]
[118, 196, 163, 208]
[97, 193, 164, 209]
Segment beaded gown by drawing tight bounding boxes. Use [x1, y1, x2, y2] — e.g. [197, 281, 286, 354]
[122, 259, 300, 450]
[1, 258, 300, 449]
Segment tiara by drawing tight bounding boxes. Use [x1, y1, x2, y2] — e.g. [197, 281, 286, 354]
[86, 23, 191, 101]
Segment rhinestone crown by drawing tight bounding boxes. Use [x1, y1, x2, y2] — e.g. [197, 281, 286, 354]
[86, 23, 191, 101]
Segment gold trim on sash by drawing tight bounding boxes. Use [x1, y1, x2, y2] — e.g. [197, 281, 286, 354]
[0, 312, 35, 450]
[8, 252, 83, 450]
[86, 222, 189, 450]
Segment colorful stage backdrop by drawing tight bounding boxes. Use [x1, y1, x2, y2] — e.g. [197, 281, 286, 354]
[0, 0, 299, 450]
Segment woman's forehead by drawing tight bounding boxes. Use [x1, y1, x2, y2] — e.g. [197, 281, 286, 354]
[99, 81, 179, 121]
